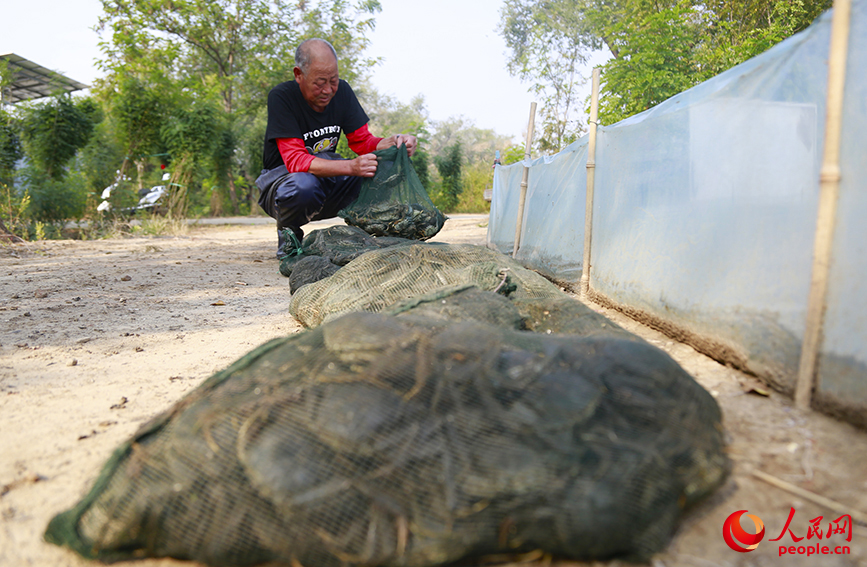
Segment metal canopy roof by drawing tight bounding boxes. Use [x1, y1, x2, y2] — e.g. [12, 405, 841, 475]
[0, 53, 89, 104]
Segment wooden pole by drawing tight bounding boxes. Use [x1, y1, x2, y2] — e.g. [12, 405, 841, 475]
[581, 68, 601, 296]
[752, 470, 867, 525]
[795, 0, 852, 409]
[512, 102, 537, 258]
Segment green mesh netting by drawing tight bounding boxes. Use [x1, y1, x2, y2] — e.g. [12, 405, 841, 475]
[288, 243, 566, 328]
[384, 285, 640, 342]
[338, 145, 446, 240]
[279, 225, 413, 288]
[46, 232, 732, 567]
[287, 256, 343, 293]
[45, 311, 730, 566]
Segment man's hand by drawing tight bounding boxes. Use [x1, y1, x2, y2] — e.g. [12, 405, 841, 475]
[394, 134, 418, 156]
[378, 134, 418, 157]
[352, 153, 379, 177]
[309, 154, 377, 177]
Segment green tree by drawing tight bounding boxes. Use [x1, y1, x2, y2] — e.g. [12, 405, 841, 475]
[0, 108, 25, 239]
[499, 0, 831, 136]
[236, 106, 267, 173]
[19, 96, 99, 181]
[160, 99, 223, 218]
[412, 149, 432, 194]
[14, 103, 87, 229]
[697, 0, 832, 73]
[97, 0, 379, 115]
[99, 74, 168, 193]
[597, 0, 705, 123]
[208, 127, 237, 215]
[22, 168, 89, 226]
[75, 120, 127, 199]
[423, 117, 511, 210]
[454, 160, 494, 214]
[0, 109, 22, 186]
[500, 0, 597, 152]
[13, 96, 99, 227]
[434, 141, 463, 212]
[501, 143, 526, 165]
[428, 116, 512, 166]
[360, 90, 430, 141]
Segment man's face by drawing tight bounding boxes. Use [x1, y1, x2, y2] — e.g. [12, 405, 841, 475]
[294, 53, 339, 113]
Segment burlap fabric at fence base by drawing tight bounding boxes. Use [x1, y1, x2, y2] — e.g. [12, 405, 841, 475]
[45, 311, 730, 567]
[289, 243, 566, 327]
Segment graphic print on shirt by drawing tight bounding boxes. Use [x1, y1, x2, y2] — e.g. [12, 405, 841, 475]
[311, 137, 338, 153]
[304, 125, 341, 154]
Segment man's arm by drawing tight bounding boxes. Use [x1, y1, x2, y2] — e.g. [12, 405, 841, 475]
[277, 137, 378, 178]
[324, 132, 417, 177]
[309, 154, 378, 177]
[346, 124, 382, 156]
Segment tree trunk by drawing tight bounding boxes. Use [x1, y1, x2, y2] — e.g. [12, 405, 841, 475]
[136, 159, 146, 191]
[209, 185, 224, 217]
[117, 156, 131, 183]
[248, 174, 259, 216]
[227, 174, 240, 215]
[167, 159, 190, 220]
[601, 34, 620, 59]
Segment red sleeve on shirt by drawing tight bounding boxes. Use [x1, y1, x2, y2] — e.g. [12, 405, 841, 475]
[277, 138, 315, 173]
[346, 124, 383, 156]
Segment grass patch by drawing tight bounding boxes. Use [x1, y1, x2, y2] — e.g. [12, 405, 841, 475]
[130, 215, 189, 237]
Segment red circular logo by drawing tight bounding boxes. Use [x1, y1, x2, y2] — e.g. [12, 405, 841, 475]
[723, 510, 765, 552]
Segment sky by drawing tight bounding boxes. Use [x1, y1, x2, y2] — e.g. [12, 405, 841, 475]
[0, 0, 604, 143]
[0, 0, 105, 92]
[364, 0, 537, 141]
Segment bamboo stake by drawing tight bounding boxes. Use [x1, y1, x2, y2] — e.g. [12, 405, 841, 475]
[752, 470, 867, 525]
[795, 0, 852, 410]
[512, 102, 537, 258]
[581, 68, 601, 296]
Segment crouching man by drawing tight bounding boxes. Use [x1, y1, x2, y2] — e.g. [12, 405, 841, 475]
[257, 38, 418, 258]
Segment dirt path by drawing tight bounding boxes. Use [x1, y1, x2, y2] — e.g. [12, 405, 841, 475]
[1, 214, 865, 567]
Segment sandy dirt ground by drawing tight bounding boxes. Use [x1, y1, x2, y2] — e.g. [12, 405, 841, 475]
[1, 213, 865, 567]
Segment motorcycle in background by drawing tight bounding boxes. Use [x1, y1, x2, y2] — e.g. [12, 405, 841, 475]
[98, 172, 171, 215]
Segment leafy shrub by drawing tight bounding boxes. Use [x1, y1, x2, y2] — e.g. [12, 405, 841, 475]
[21, 167, 88, 225]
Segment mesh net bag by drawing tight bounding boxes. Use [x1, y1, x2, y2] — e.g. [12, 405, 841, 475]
[385, 285, 527, 330]
[338, 145, 447, 240]
[384, 285, 640, 343]
[287, 256, 343, 293]
[279, 225, 413, 285]
[45, 311, 730, 566]
[289, 243, 565, 328]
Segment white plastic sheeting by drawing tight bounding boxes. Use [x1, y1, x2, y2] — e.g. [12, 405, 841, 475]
[488, 141, 589, 280]
[487, 1, 866, 425]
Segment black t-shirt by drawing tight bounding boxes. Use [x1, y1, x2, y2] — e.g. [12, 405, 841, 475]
[262, 79, 369, 171]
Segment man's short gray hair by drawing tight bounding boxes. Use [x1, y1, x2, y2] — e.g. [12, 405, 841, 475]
[295, 39, 338, 75]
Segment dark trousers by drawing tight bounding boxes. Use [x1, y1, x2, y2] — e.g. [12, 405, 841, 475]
[256, 154, 361, 241]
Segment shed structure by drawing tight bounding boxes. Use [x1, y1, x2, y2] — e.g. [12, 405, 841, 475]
[0, 52, 88, 104]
